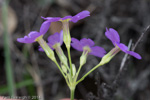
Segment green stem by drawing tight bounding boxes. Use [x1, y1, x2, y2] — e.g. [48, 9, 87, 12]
[74, 65, 82, 82]
[70, 88, 75, 100]
[54, 61, 67, 81]
[54, 60, 71, 87]
[76, 63, 102, 85]
[2, 0, 16, 96]
[75, 51, 88, 82]
[67, 47, 73, 77]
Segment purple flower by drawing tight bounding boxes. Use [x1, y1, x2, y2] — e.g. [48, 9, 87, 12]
[71, 38, 106, 58]
[39, 30, 63, 51]
[17, 21, 50, 43]
[105, 28, 142, 59]
[41, 10, 90, 25]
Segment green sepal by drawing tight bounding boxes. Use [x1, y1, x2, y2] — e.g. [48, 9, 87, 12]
[99, 46, 120, 65]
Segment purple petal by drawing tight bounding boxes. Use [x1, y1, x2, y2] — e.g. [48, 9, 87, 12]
[40, 21, 51, 34]
[116, 43, 142, 59]
[105, 28, 120, 45]
[89, 46, 106, 57]
[71, 38, 83, 51]
[17, 37, 33, 43]
[125, 51, 142, 59]
[28, 31, 43, 39]
[62, 16, 72, 20]
[41, 16, 61, 22]
[47, 30, 63, 48]
[48, 43, 54, 50]
[80, 38, 95, 47]
[59, 30, 63, 45]
[28, 31, 39, 38]
[71, 10, 90, 23]
[17, 31, 40, 43]
[48, 32, 60, 46]
[116, 43, 128, 52]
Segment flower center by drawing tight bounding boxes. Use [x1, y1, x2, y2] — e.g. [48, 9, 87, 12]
[53, 43, 60, 49]
[110, 46, 120, 56]
[60, 19, 71, 22]
[83, 46, 91, 53]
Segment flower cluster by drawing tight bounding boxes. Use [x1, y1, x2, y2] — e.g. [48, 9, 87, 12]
[17, 10, 141, 100]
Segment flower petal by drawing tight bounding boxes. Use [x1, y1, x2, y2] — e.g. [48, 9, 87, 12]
[40, 21, 51, 34]
[48, 32, 61, 46]
[17, 31, 40, 43]
[62, 16, 72, 20]
[89, 46, 106, 57]
[71, 10, 90, 23]
[47, 30, 63, 49]
[116, 43, 142, 59]
[116, 43, 128, 52]
[17, 37, 33, 43]
[59, 30, 63, 45]
[126, 51, 142, 59]
[71, 38, 83, 51]
[105, 28, 120, 45]
[80, 38, 95, 47]
[41, 16, 61, 22]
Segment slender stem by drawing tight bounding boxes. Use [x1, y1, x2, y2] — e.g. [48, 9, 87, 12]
[54, 61, 70, 86]
[2, 1, 16, 96]
[70, 88, 75, 100]
[76, 63, 102, 85]
[54, 61, 66, 79]
[75, 51, 88, 82]
[67, 47, 73, 76]
[77, 65, 82, 77]
[74, 65, 82, 82]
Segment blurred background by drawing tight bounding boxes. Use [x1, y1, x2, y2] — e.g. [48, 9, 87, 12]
[0, 0, 150, 100]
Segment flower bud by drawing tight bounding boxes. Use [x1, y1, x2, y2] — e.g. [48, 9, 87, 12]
[80, 51, 88, 66]
[62, 64, 67, 73]
[72, 64, 76, 77]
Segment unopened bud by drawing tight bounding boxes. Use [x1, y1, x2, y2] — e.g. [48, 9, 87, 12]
[62, 64, 67, 73]
[80, 51, 88, 66]
[72, 64, 76, 77]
